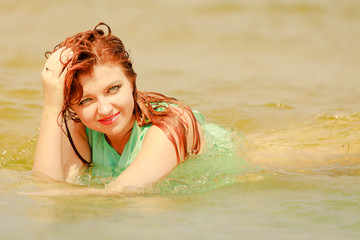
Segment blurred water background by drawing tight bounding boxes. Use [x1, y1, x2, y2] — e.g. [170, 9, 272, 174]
[0, 0, 360, 239]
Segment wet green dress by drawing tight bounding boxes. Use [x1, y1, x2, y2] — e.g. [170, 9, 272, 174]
[86, 110, 213, 178]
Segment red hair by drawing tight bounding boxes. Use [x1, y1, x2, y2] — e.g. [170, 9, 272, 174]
[46, 22, 201, 164]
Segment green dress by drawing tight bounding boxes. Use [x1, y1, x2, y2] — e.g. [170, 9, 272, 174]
[85, 110, 208, 178]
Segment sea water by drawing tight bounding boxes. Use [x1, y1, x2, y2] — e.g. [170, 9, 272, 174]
[1, 0, 360, 239]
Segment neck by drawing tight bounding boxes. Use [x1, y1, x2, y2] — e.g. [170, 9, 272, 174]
[105, 117, 135, 155]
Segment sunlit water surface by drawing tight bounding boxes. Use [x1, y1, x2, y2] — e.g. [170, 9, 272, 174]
[1, 0, 360, 239]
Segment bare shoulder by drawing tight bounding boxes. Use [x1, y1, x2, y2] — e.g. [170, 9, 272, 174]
[65, 120, 87, 140]
[141, 124, 178, 160]
[139, 124, 179, 171]
[63, 120, 90, 159]
[62, 120, 91, 182]
[109, 125, 178, 189]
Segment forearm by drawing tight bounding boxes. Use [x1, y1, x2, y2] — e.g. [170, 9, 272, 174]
[33, 106, 64, 181]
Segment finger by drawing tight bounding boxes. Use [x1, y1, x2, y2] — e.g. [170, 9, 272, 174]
[53, 48, 71, 75]
[61, 48, 74, 63]
[43, 47, 65, 70]
[59, 48, 74, 76]
[44, 47, 73, 75]
[42, 49, 64, 76]
[59, 61, 69, 81]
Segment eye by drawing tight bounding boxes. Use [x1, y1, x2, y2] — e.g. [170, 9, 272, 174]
[78, 98, 92, 106]
[108, 85, 121, 93]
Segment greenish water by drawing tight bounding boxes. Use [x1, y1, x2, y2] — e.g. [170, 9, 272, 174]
[1, 0, 360, 239]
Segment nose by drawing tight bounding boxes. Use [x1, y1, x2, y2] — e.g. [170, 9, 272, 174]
[96, 97, 112, 116]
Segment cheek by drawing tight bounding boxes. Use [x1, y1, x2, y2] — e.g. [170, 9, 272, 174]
[116, 90, 135, 113]
[127, 95, 135, 112]
[73, 106, 95, 123]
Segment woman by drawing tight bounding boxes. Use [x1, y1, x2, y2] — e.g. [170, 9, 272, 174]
[33, 22, 207, 193]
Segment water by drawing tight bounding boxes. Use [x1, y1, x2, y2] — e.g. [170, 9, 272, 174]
[1, 0, 360, 239]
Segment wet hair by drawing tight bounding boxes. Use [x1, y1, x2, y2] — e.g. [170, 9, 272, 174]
[46, 22, 201, 165]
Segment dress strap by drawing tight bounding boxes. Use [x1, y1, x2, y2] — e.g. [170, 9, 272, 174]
[64, 118, 92, 166]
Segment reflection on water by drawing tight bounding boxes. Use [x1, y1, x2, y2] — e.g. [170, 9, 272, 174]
[1, 0, 360, 239]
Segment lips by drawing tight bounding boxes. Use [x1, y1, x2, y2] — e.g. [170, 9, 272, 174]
[98, 112, 120, 125]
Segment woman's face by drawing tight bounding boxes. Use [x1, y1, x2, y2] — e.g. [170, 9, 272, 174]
[71, 64, 135, 139]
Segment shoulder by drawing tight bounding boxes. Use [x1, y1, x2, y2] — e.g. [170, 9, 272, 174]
[137, 124, 179, 168]
[107, 124, 178, 189]
[147, 104, 206, 160]
[65, 120, 88, 142]
[62, 120, 91, 165]
[62, 120, 91, 181]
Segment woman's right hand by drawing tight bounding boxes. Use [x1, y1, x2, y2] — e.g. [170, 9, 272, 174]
[41, 47, 73, 110]
[34, 47, 88, 182]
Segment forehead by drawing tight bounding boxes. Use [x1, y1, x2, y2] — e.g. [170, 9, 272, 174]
[78, 64, 130, 91]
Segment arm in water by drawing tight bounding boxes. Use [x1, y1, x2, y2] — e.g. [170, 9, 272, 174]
[32, 48, 88, 181]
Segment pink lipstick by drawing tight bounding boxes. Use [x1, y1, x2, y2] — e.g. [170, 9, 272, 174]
[98, 112, 120, 125]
